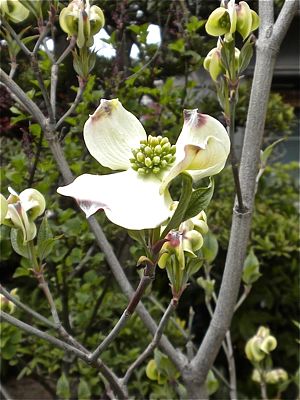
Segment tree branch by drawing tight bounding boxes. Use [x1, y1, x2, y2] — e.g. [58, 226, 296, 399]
[0, 312, 127, 399]
[0, 68, 46, 128]
[186, 0, 298, 394]
[0, 284, 55, 329]
[122, 300, 176, 385]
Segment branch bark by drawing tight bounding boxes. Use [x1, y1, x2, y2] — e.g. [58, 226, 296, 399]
[184, 0, 298, 396]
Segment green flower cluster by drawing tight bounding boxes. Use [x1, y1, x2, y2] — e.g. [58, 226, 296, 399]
[130, 136, 176, 176]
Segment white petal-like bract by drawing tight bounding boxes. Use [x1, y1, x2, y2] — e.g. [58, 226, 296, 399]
[84, 99, 147, 171]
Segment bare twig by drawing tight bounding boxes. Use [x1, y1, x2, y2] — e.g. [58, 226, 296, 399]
[89, 262, 156, 362]
[0, 311, 127, 400]
[56, 36, 76, 65]
[234, 285, 252, 312]
[33, 24, 51, 55]
[0, 284, 55, 329]
[69, 244, 95, 279]
[55, 77, 87, 130]
[122, 300, 176, 385]
[1, 19, 31, 56]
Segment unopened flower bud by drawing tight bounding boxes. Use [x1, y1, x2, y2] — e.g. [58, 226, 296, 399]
[0, 0, 29, 23]
[236, 1, 259, 40]
[265, 368, 288, 384]
[183, 230, 203, 254]
[251, 369, 261, 383]
[203, 47, 224, 81]
[59, 0, 105, 48]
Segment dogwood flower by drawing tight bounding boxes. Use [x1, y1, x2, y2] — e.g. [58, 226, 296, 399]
[57, 99, 230, 230]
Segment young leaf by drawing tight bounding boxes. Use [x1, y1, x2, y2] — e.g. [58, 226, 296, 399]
[160, 173, 193, 238]
[242, 248, 261, 285]
[183, 178, 214, 221]
[10, 229, 30, 258]
[37, 215, 53, 247]
[260, 138, 285, 166]
[56, 373, 70, 400]
[238, 37, 254, 73]
[77, 378, 91, 400]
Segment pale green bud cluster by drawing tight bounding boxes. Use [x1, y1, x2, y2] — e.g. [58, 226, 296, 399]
[59, 0, 105, 48]
[0, 289, 18, 314]
[130, 135, 176, 176]
[245, 326, 277, 363]
[1, 187, 46, 243]
[252, 368, 288, 385]
[205, 0, 259, 41]
[158, 210, 208, 301]
[203, 40, 240, 82]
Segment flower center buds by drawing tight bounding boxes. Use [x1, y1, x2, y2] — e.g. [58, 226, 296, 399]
[130, 135, 176, 176]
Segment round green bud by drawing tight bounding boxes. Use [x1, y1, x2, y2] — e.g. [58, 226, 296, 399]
[130, 135, 176, 176]
[154, 145, 162, 154]
[137, 152, 145, 162]
[153, 156, 160, 165]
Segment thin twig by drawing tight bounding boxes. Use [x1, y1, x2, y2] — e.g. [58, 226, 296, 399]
[56, 36, 76, 65]
[28, 131, 44, 186]
[33, 24, 51, 55]
[30, 55, 54, 123]
[0, 284, 55, 329]
[89, 262, 156, 362]
[1, 19, 31, 56]
[69, 244, 95, 279]
[234, 285, 252, 312]
[122, 300, 176, 385]
[55, 78, 87, 130]
[0, 311, 127, 399]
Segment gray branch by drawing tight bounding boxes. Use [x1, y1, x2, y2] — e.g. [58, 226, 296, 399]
[0, 68, 46, 128]
[122, 300, 176, 385]
[184, 0, 298, 397]
[0, 311, 127, 399]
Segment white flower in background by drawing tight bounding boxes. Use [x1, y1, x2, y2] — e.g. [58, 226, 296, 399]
[57, 99, 230, 230]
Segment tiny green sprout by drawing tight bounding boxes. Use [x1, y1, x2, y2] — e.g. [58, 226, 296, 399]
[130, 136, 176, 176]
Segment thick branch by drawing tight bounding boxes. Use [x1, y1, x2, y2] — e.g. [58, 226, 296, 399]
[188, 0, 298, 391]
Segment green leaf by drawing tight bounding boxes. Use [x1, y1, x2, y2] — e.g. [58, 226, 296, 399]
[242, 248, 261, 285]
[10, 229, 30, 258]
[77, 378, 91, 400]
[183, 178, 214, 221]
[261, 138, 285, 166]
[238, 37, 254, 73]
[56, 373, 70, 400]
[160, 173, 193, 238]
[202, 231, 219, 263]
[206, 370, 219, 395]
[37, 215, 53, 247]
[37, 236, 61, 262]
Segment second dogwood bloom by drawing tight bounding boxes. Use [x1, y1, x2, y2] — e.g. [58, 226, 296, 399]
[57, 99, 230, 230]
